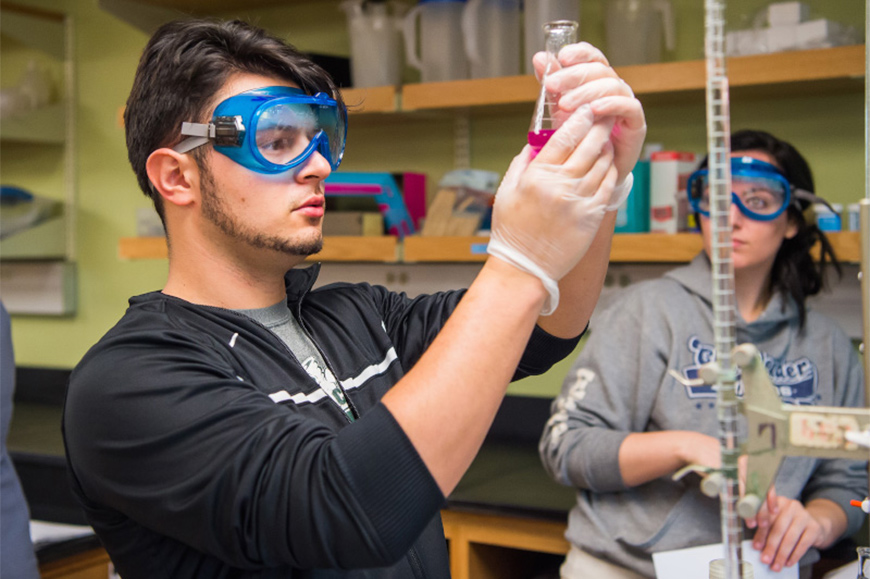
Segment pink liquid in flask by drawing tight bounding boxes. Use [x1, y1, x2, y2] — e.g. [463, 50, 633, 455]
[528, 129, 555, 157]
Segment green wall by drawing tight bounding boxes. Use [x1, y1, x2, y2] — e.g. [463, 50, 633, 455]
[2, 0, 865, 400]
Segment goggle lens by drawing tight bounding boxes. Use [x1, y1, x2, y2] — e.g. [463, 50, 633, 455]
[255, 104, 320, 166]
[253, 100, 345, 170]
[690, 176, 787, 215]
[687, 158, 792, 221]
[732, 176, 787, 216]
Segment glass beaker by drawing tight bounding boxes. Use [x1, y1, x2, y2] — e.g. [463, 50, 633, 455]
[528, 20, 578, 155]
[857, 546, 870, 579]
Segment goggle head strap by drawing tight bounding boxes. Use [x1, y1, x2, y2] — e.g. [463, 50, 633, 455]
[174, 116, 246, 154]
[792, 188, 835, 214]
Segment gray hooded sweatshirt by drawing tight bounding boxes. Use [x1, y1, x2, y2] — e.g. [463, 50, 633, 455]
[540, 254, 867, 578]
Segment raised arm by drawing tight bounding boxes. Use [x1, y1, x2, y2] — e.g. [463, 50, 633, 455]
[383, 105, 616, 495]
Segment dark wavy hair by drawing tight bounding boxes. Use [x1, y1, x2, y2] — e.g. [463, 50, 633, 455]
[699, 129, 841, 329]
[124, 19, 345, 222]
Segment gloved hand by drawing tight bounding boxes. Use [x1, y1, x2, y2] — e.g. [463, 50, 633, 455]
[533, 42, 647, 204]
[487, 106, 617, 315]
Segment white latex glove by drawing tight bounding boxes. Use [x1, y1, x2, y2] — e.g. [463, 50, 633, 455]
[488, 106, 617, 315]
[533, 42, 647, 188]
[606, 172, 633, 212]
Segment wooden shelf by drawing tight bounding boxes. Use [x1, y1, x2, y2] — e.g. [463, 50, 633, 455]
[118, 236, 168, 260]
[118, 235, 399, 262]
[620, 44, 865, 99]
[402, 76, 540, 111]
[405, 232, 862, 264]
[611, 233, 703, 262]
[398, 45, 864, 112]
[821, 230, 862, 263]
[403, 233, 705, 263]
[403, 236, 491, 263]
[317, 235, 398, 262]
[341, 86, 398, 114]
[119, 232, 862, 264]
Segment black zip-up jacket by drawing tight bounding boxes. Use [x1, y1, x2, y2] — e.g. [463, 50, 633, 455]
[63, 264, 582, 578]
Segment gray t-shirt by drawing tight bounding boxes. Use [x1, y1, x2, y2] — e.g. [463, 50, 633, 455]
[237, 301, 355, 421]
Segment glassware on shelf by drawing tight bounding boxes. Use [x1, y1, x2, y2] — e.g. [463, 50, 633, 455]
[528, 19, 578, 156]
[523, 0, 580, 75]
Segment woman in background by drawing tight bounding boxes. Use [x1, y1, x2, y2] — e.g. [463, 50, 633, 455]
[540, 129, 867, 579]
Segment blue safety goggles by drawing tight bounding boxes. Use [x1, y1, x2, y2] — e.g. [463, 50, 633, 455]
[687, 157, 808, 221]
[173, 86, 346, 174]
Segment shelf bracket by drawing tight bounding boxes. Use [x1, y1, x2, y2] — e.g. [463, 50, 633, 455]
[454, 112, 471, 170]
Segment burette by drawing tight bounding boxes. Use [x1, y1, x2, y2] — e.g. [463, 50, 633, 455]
[704, 1, 743, 578]
[862, 0, 870, 415]
[687, 6, 870, 579]
[862, 0, 870, 523]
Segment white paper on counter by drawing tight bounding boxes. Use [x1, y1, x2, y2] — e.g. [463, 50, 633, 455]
[653, 539, 798, 578]
[822, 559, 862, 579]
[30, 520, 94, 547]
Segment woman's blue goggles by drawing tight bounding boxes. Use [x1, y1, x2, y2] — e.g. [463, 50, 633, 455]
[687, 157, 795, 221]
[173, 86, 347, 174]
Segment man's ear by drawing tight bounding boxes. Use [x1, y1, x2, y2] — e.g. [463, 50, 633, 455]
[145, 148, 200, 208]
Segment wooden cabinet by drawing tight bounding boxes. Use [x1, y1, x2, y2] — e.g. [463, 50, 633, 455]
[441, 510, 568, 579]
[39, 548, 111, 579]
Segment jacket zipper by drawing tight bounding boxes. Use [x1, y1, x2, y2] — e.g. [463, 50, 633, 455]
[293, 300, 361, 422]
[407, 545, 427, 579]
[208, 304, 358, 424]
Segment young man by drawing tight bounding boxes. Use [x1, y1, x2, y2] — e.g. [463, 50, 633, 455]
[63, 18, 646, 578]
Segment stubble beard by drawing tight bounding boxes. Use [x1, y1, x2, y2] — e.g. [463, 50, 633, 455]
[199, 163, 323, 256]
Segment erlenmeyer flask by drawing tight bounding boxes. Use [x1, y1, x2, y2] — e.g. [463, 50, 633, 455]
[528, 20, 578, 155]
